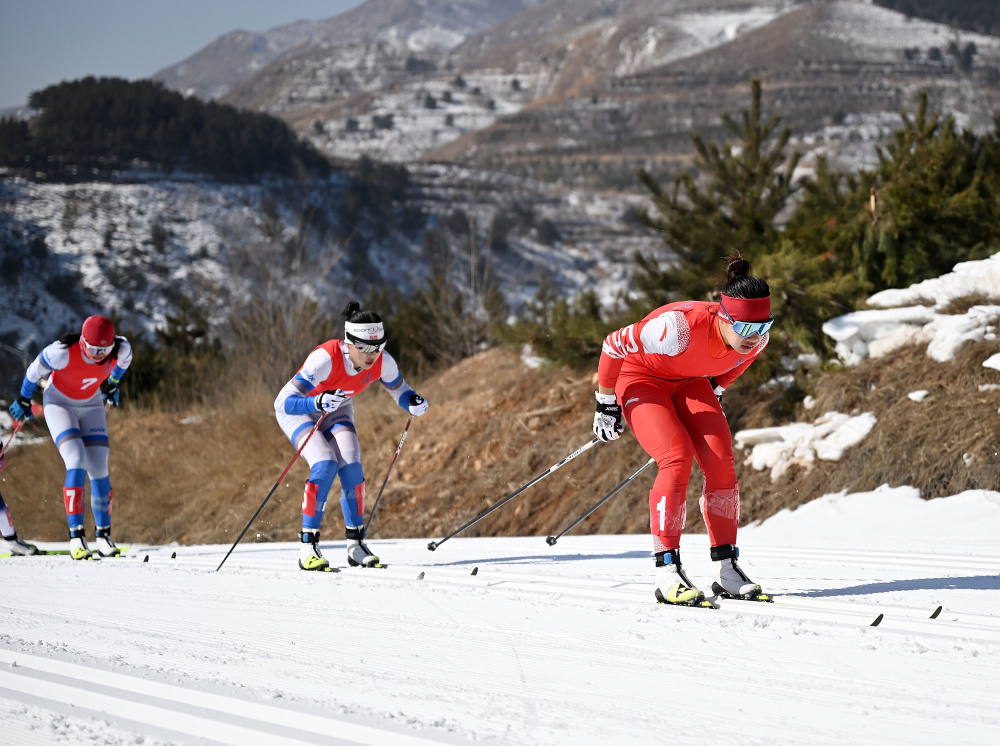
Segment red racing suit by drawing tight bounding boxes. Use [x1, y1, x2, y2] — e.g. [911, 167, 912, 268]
[598, 301, 768, 551]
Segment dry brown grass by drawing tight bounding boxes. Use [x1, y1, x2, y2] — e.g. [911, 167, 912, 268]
[939, 294, 999, 315]
[3, 340, 998, 547]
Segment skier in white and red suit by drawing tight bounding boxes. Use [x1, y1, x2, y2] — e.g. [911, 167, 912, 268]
[274, 300, 428, 572]
[8, 315, 132, 560]
[592, 257, 774, 606]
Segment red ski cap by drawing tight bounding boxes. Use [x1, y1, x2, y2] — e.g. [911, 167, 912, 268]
[82, 315, 115, 347]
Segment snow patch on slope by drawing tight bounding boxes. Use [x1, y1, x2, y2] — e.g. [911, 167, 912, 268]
[735, 411, 877, 482]
[823, 252, 1000, 364]
[613, 6, 792, 77]
[745, 483, 1000, 539]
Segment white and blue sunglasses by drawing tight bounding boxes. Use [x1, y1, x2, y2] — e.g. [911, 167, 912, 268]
[719, 301, 774, 338]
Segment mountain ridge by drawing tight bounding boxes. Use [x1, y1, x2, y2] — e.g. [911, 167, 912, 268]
[152, 0, 545, 100]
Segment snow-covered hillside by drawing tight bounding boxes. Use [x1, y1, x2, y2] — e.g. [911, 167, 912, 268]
[153, 0, 547, 101]
[0, 167, 664, 364]
[1, 486, 998, 744]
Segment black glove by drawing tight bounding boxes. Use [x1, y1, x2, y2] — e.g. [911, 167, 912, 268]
[593, 392, 623, 442]
[102, 379, 121, 408]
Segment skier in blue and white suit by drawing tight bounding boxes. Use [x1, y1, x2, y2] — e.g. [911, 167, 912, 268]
[274, 300, 428, 571]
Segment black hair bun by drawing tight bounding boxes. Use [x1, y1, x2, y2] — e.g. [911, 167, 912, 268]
[342, 300, 362, 320]
[725, 256, 751, 282]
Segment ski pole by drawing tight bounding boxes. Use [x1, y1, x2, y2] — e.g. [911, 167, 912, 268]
[428, 437, 600, 551]
[0, 418, 24, 461]
[216, 415, 326, 572]
[546, 457, 655, 546]
[363, 416, 412, 534]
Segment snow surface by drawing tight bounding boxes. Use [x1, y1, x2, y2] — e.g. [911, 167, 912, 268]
[2, 485, 1000, 745]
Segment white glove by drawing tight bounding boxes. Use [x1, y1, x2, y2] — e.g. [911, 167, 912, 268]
[709, 377, 725, 402]
[407, 393, 428, 416]
[593, 392, 623, 442]
[315, 390, 347, 412]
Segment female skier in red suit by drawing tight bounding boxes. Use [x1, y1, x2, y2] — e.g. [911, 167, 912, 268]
[593, 257, 773, 605]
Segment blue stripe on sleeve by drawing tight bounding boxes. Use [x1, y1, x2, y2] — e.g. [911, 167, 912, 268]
[109, 365, 126, 384]
[19, 377, 36, 399]
[382, 372, 402, 387]
[396, 388, 415, 411]
[284, 394, 319, 416]
[293, 373, 314, 390]
[40, 350, 53, 369]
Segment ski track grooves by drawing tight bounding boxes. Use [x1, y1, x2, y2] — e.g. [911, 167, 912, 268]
[0, 650, 447, 746]
[3, 542, 999, 745]
[156, 554, 1000, 643]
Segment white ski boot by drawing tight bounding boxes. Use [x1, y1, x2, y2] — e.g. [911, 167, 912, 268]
[298, 530, 330, 571]
[2, 533, 39, 556]
[93, 527, 122, 557]
[711, 544, 767, 600]
[653, 549, 708, 606]
[346, 528, 380, 568]
[68, 527, 96, 561]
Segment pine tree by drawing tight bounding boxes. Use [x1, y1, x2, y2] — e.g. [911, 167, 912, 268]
[499, 277, 623, 370]
[633, 79, 858, 354]
[799, 93, 999, 293]
[635, 78, 801, 305]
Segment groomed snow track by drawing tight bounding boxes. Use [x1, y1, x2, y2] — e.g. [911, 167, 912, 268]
[160, 551, 1000, 642]
[2, 537, 999, 745]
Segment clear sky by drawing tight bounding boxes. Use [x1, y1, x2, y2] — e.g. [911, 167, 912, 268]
[0, 0, 365, 109]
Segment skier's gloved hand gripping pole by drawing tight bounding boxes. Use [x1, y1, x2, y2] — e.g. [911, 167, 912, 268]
[427, 437, 600, 551]
[363, 415, 413, 534]
[216, 415, 326, 572]
[546, 457, 655, 546]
